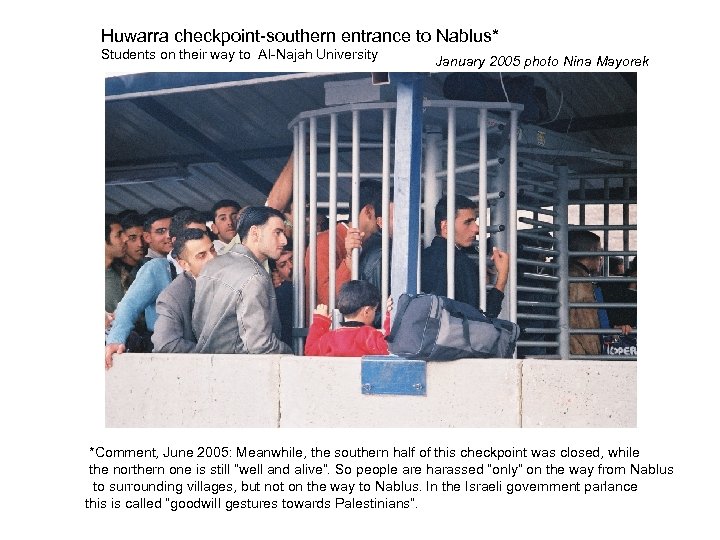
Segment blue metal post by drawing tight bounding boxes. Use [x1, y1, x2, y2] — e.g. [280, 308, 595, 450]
[390, 74, 424, 323]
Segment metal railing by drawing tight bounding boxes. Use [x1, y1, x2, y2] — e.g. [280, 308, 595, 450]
[287, 100, 636, 360]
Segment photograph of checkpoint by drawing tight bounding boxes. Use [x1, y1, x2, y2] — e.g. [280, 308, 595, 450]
[105, 72, 637, 428]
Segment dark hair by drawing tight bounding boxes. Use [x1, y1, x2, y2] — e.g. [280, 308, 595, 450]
[268, 240, 293, 271]
[609, 256, 624, 275]
[434, 195, 476, 235]
[171, 228, 209, 260]
[337, 280, 381, 316]
[627, 256, 637, 275]
[119, 210, 144, 231]
[169, 209, 206, 240]
[370, 187, 394, 219]
[359, 180, 383, 215]
[105, 214, 122, 244]
[568, 230, 601, 263]
[142, 208, 172, 232]
[236, 206, 286, 242]
[212, 199, 241, 221]
[316, 213, 329, 232]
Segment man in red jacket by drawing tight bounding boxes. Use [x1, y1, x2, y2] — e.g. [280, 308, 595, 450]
[306, 180, 383, 307]
[305, 280, 392, 357]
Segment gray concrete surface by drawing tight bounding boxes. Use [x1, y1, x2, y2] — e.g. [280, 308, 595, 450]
[105, 353, 281, 427]
[521, 359, 637, 427]
[279, 356, 521, 427]
[105, 354, 636, 428]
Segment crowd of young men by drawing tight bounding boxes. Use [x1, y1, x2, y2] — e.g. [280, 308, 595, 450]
[105, 176, 513, 367]
[105, 202, 288, 366]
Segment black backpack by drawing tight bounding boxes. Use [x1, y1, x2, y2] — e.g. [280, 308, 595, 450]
[386, 293, 521, 360]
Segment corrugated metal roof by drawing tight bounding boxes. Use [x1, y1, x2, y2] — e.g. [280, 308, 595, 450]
[105, 72, 636, 214]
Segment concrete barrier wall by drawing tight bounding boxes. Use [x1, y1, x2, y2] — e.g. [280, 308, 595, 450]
[279, 357, 522, 428]
[521, 359, 637, 428]
[105, 355, 636, 428]
[105, 354, 282, 428]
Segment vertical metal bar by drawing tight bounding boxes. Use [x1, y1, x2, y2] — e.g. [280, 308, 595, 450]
[351, 110, 360, 279]
[491, 145, 508, 270]
[328, 114, 338, 319]
[446, 107, 456, 299]
[390, 73, 424, 323]
[579, 179, 586, 226]
[478, 108, 488, 311]
[508, 110, 518, 324]
[308, 117, 318, 313]
[292, 126, 302, 354]
[381, 109, 391, 308]
[297, 122, 307, 343]
[417, 232, 422, 288]
[423, 129, 442, 248]
[556, 165, 570, 359]
[603, 177, 610, 275]
[623, 172, 630, 260]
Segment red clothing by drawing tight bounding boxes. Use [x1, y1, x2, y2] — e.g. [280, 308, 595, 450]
[305, 223, 351, 307]
[304, 313, 391, 357]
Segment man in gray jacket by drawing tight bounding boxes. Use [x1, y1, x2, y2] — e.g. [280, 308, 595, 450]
[192, 206, 293, 354]
[152, 228, 217, 353]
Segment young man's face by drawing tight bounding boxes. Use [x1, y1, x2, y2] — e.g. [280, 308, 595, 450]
[212, 206, 240, 243]
[254, 216, 288, 262]
[178, 235, 217, 277]
[275, 251, 293, 282]
[358, 204, 378, 237]
[106, 223, 127, 259]
[442, 208, 479, 248]
[377, 202, 395, 238]
[586, 254, 604, 274]
[123, 225, 145, 264]
[143, 218, 172, 255]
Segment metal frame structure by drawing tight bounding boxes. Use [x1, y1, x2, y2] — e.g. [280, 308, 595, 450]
[288, 81, 636, 361]
[562, 172, 637, 360]
[104, 72, 637, 361]
[288, 90, 526, 356]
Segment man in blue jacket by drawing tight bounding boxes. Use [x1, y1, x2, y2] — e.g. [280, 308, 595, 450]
[105, 210, 208, 368]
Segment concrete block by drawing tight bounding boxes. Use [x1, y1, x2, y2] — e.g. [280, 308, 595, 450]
[521, 359, 637, 428]
[104, 355, 637, 428]
[105, 353, 281, 428]
[279, 356, 521, 427]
